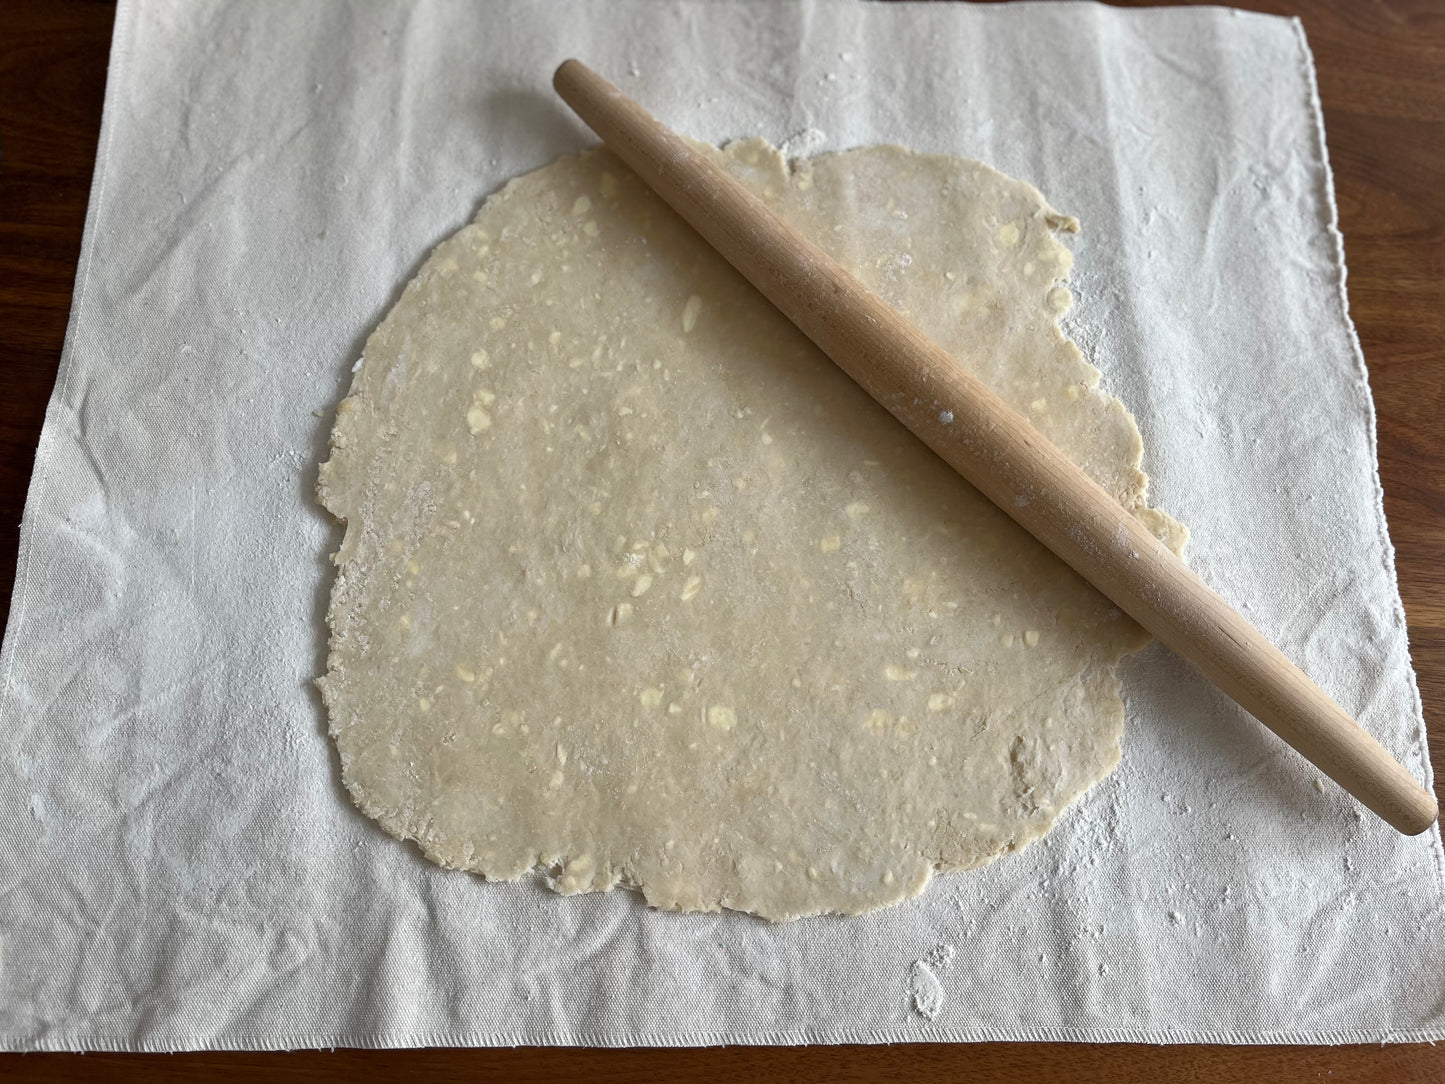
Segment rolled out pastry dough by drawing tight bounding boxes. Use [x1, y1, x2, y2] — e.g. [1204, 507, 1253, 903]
[317, 139, 1184, 921]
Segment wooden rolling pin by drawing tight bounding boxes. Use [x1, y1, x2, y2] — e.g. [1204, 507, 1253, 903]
[552, 58, 1438, 836]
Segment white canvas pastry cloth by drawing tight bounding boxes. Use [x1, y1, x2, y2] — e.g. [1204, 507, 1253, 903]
[1, 0, 1441, 1050]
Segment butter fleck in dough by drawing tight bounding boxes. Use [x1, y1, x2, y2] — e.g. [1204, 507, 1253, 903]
[317, 139, 1186, 921]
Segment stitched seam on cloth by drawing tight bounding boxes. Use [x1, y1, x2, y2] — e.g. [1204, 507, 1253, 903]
[1289, 17, 1445, 895]
[8, 1024, 1445, 1051]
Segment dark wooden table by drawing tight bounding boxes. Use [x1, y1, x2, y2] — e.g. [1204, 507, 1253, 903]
[2, 1, 1441, 1080]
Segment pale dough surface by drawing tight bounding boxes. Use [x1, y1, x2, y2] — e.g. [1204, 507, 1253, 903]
[317, 140, 1185, 921]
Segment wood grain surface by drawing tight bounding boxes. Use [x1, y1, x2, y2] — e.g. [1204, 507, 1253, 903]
[1, 0, 1441, 1080]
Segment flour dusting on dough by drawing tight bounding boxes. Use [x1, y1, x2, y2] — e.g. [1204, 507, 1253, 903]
[317, 139, 1185, 921]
